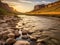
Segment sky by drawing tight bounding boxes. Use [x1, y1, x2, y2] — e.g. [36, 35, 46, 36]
[2, 0, 58, 13]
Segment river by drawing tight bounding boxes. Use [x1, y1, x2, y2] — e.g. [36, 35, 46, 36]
[15, 15, 60, 45]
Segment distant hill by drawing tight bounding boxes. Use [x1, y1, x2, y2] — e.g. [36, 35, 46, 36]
[27, 1, 60, 15]
[33, 4, 45, 11]
[0, 0, 18, 15]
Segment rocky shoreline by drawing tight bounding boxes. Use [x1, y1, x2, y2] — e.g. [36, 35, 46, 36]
[0, 15, 60, 45]
[0, 15, 20, 45]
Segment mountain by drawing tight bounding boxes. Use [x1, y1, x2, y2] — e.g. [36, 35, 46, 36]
[27, 1, 60, 15]
[33, 4, 45, 11]
[0, 2, 14, 12]
[0, 0, 17, 15]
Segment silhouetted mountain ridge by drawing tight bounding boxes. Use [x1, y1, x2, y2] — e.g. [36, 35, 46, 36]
[31, 1, 60, 12]
[0, 1, 15, 12]
[0, 0, 19, 15]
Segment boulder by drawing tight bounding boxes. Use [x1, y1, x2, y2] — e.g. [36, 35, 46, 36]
[0, 40, 5, 45]
[13, 40, 30, 45]
[7, 33, 15, 38]
[14, 30, 20, 37]
[29, 35, 37, 41]
[6, 38, 16, 45]
[22, 35, 29, 39]
[22, 30, 28, 35]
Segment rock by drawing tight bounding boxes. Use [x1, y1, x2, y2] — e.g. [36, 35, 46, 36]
[0, 15, 19, 44]
[0, 33, 3, 39]
[14, 30, 20, 37]
[22, 35, 29, 39]
[2, 34, 8, 40]
[0, 20, 6, 23]
[7, 29, 15, 33]
[13, 40, 30, 45]
[29, 36, 37, 41]
[22, 30, 28, 35]
[28, 31, 33, 35]
[6, 38, 16, 45]
[0, 31, 9, 40]
[0, 40, 5, 45]
[7, 33, 15, 38]
[1, 31, 9, 35]
[1, 23, 8, 27]
[3, 16, 14, 21]
[36, 37, 51, 42]
[37, 42, 46, 45]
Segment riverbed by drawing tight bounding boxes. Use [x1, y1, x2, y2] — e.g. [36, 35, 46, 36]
[0, 15, 60, 45]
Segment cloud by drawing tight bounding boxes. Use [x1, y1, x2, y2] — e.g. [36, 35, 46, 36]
[37, 1, 51, 4]
[2, 0, 57, 12]
[18, 0, 52, 5]
[2, 0, 57, 5]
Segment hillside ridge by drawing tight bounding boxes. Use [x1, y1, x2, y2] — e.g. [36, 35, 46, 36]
[27, 1, 60, 15]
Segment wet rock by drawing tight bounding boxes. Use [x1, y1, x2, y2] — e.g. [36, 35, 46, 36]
[3, 15, 14, 21]
[1, 31, 9, 35]
[37, 41, 47, 45]
[7, 29, 15, 33]
[0, 31, 9, 40]
[0, 23, 8, 28]
[14, 30, 20, 37]
[13, 40, 30, 45]
[22, 30, 28, 35]
[0, 40, 5, 45]
[6, 38, 16, 45]
[29, 35, 37, 41]
[0, 15, 20, 45]
[22, 35, 29, 39]
[36, 36, 51, 42]
[28, 31, 33, 35]
[51, 39, 60, 45]
[2, 34, 8, 40]
[0, 20, 6, 23]
[7, 33, 15, 38]
[0, 33, 2, 40]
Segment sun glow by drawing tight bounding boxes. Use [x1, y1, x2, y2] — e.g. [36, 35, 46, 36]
[14, 6, 31, 12]
[2, 0, 34, 13]
[12, 6, 33, 13]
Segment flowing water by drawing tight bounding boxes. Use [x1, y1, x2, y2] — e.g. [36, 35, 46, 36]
[16, 30, 22, 40]
[15, 15, 60, 45]
[0, 15, 60, 45]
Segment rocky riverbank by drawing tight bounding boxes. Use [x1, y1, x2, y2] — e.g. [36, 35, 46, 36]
[0, 15, 60, 45]
[0, 15, 20, 45]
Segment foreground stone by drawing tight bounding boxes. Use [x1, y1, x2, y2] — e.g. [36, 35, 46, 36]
[13, 40, 30, 45]
[7, 33, 15, 38]
[6, 38, 16, 45]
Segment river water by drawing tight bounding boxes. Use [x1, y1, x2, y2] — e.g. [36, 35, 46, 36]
[15, 15, 60, 45]
[16, 15, 60, 30]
